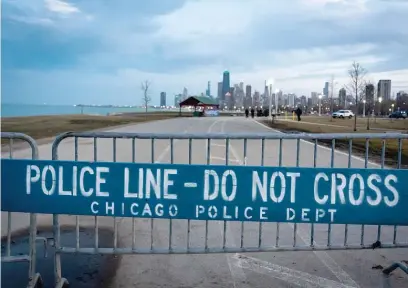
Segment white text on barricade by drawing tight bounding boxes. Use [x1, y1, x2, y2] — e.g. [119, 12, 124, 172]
[26, 165, 399, 223]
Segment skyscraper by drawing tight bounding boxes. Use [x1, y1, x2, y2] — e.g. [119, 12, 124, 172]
[377, 80, 391, 101]
[323, 82, 329, 97]
[228, 87, 235, 109]
[182, 87, 188, 101]
[276, 90, 283, 107]
[288, 93, 296, 107]
[217, 82, 223, 103]
[300, 95, 307, 107]
[311, 92, 318, 106]
[245, 85, 252, 108]
[253, 91, 260, 107]
[160, 92, 166, 107]
[338, 88, 346, 108]
[263, 83, 270, 106]
[174, 94, 182, 107]
[222, 71, 230, 105]
[206, 81, 211, 97]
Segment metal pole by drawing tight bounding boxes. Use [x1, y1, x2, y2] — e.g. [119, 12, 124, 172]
[319, 97, 321, 116]
[363, 101, 366, 117]
[330, 75, 334, 121]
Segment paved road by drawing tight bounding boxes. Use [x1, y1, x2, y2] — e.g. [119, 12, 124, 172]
[2, 116, 408, 288]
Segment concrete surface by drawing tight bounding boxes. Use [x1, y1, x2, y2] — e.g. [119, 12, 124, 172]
[2, 116, 408, 288]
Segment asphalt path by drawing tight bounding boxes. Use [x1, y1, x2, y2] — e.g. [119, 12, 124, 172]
[2, 116, 408, 288]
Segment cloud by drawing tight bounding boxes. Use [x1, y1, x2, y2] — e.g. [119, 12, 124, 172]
[44, 0, 80, 15]
[1, 0, 408, 106]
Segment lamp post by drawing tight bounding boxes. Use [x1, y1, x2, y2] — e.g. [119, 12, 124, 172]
[378, 97, 383, 116]
[318, 94, 322, 116]
[363, 99, 366, 117]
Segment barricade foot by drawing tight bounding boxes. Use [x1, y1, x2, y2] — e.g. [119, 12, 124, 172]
[55, 278, 70, 288]
[26, 273, 43, 288]
[382, 262, 408, 275]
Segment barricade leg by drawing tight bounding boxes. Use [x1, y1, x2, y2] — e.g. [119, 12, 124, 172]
[53, 215, 69, 288]
[1, 132, 44, 287]
[383, 262, 408, 275]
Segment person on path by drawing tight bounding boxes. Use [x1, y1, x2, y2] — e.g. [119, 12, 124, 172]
[250, 108, 255, 118]
[295, 107, 302, 121]
[245, 108, 249, 118]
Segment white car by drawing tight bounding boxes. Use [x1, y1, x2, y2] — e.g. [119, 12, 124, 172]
[332, 110, 354, 119]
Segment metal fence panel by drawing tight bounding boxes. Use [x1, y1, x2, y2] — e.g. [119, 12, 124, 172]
[47, 131, 408, 282]
[1, 132, 44, 288]
[3, 131, 408, 286]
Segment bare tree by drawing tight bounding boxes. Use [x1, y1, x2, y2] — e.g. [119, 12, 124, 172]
[141, 80, 151, 112]
[345, 61, 367, 131]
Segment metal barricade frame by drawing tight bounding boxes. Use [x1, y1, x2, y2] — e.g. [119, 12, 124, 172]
[48, 131, 408, 284]
[1, 132, 44, 288]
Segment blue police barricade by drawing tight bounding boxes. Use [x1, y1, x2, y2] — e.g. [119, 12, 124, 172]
[1, 131, 408, 286]
[1, 132, 45, 288]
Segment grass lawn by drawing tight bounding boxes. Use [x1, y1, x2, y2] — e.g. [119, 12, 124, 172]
[1, 112, 191, 143]
[298, 115, 407, 131]
[261, 119, 407, 167]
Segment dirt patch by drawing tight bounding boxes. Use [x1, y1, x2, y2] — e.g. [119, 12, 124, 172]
[1, 226, 120, 288]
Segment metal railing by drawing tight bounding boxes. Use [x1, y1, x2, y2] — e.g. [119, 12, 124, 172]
[49, 131, 408, 285]
[1, 132, 44, 288]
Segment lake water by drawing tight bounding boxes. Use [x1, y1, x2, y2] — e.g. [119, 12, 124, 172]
[1, 103, 168, 117]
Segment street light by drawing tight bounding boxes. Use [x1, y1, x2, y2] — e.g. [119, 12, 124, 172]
[318, 94, 322, 116]
[378, 97, 383, 116]
[363, 99, 366, 117]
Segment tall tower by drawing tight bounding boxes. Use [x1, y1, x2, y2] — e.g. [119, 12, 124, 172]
[206, 81, 211, 97]
[222, 71, 230, 105]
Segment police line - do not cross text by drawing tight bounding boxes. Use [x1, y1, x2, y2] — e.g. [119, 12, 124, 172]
[14, 160, 406, 225]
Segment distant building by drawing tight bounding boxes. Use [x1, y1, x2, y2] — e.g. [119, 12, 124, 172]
[307, 97, 312, 108]
[245, 85, 252, 108]
[276, 90, 283, 107]
[253, 91, 260, 107]
[300, 95, 307, 107]
[311, 92, 318, 106]
[288, 93, 296, 107]
[228, 87, 235, 109]
[160, 92, 166, 107]
[174, 94, 182, 107]
[396, 91, 408, 110]
[323, 82, 329, 97]
[206, 81, 211, 97]
[263, 83, 270, 107]
[182, 87, 188, 101]
[377, 80, 391, 101]
[338, 88, 346, 108]
[222, 71, 230, 105]
[217, 82, 223, 105]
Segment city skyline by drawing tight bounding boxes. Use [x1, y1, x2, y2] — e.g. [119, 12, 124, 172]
[2, 0, 407, 106]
